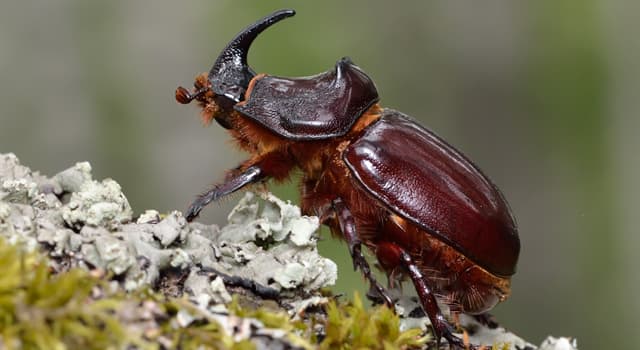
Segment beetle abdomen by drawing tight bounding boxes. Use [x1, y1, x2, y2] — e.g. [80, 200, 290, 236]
[344, 109, 520, 276]
[235, 58, 379, 140]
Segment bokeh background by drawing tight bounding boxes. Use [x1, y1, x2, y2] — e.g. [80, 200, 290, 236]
[1, 1, 638, 348]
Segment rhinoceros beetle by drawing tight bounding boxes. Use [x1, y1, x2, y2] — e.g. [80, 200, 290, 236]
[176, 9, 520, 349]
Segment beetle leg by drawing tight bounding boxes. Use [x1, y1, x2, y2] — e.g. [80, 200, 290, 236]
[186, 165, 263, 221]
[396, 247, 476, 350]
[331, 198, 394, 308]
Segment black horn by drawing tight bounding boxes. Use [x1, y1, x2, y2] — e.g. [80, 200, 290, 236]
[209, 9, 296, 102]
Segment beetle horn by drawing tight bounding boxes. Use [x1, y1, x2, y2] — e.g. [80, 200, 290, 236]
[208, 9, 295, 103]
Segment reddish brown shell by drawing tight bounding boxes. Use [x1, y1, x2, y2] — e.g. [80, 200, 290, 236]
[344, 109, 520, 276]
[234, 58, 379, 140]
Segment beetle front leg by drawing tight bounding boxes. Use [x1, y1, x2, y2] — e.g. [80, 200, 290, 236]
[330, 198, 394, 308]
[186, 165, 264, 221]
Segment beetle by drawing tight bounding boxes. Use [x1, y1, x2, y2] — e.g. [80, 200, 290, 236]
[175, 9, 520, 349]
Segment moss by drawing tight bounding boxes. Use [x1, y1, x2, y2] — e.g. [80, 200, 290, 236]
[228, 292, 428, 350]
[0, 233, 489, 350]
[227, 295, 312, 349]
[0, 238, 257, 350]
[318, 293, 427, 350]
[0, 234, 422, 350]
[0, 239, 132, 349]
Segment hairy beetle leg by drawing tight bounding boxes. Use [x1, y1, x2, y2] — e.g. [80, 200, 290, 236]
[331, 198, 394, 308]
[186, 165, 264, 221]
[395, 247, 477, 349]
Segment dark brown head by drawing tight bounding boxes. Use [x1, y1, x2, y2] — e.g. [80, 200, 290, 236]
[176, 9, 380, 139]
[175, 9, 296, 127]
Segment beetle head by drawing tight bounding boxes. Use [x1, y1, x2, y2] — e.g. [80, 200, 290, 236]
[176, 9, 295, 128]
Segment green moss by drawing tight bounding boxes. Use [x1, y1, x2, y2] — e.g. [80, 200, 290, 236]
[228, 296, 312, 350]
[319, 293, 427, 350]
[0, 239, 132, 349]
[0, 238, 432, 349]
[229, 292, 428, 350]
[0, 239, 254, 350]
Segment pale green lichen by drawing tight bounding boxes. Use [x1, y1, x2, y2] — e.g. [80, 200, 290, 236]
[199, 191, 337, 293]
[538, 337, 578, 350]
[136, 209, 161, 224]
[61, 178, 133, 231]
[0, 154, 336, 300]
[53, 161, 92, 194]
[0, 153, 342, 349]
[0, 202, 38, 251]
[1, 178, 38, 204]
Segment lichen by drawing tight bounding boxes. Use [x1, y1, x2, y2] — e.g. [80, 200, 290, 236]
[0, 153, 341, 349]
[538, 337, 578, 350]
[61, 178, 133, 230]
[0, 154, 336, 302]
[0, 237, 293, 349]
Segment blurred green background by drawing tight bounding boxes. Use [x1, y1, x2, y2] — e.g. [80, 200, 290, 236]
[1, 1, 638, 348]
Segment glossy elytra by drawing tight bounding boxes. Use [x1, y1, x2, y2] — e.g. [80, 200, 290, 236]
[176, 9, 520, 349]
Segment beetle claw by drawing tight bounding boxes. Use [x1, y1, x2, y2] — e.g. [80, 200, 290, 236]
[185, 165, 264, 222]
[350, 244, 394, 308]
[185, 203, 202, 222]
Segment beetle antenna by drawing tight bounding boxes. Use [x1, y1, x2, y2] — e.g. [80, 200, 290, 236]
[175, 86, 208, 104]
[208, 9, 295, 102]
